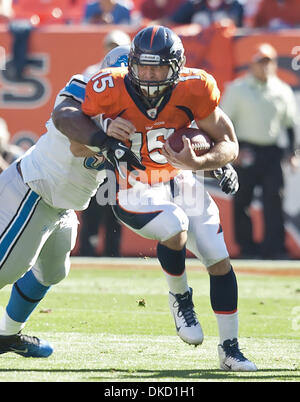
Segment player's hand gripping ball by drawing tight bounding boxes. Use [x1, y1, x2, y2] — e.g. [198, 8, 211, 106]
[167, 128, 213, 156]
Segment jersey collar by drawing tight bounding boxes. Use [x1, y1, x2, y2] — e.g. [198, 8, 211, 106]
[124, 74, 173, 121]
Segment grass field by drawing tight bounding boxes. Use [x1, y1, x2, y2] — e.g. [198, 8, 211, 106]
[0, 257, 299, 383]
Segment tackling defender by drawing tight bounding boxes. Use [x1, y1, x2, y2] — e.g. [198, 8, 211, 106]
[80, 26, 257, 371]
[0, 46, 143, 358]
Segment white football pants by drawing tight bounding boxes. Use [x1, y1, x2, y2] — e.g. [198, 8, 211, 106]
[0, 163, 78, 289]
[112, 170, 229, 267]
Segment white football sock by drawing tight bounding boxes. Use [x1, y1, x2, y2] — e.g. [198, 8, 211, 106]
[215, 311, 239, 344]
[0, 310, 25, 336]
[163, 270, 190, 295]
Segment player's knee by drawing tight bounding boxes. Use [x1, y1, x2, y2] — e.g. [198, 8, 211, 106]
[207, 257, 231, 276]
[32, 260, 70, 286]
[141, 205, 189, 243]
[46, 269, 69, 286]
[160, 230, 187, 250]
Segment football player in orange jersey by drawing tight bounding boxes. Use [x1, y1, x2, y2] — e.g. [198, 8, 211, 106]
[79, 25, 257, 372]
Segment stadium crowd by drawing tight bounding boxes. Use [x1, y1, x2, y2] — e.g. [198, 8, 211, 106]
[0, 0, 299, 29]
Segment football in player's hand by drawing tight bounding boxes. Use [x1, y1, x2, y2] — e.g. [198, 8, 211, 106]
[167, 127, 213, 156]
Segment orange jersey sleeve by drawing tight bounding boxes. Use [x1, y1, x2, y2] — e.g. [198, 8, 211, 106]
[82, 67, 128, 118]
[176, 67, 221, 121]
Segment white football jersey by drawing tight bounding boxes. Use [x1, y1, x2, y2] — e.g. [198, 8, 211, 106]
[20, 74, 108, 211]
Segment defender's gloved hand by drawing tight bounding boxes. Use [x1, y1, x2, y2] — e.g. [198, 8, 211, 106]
[211, 163, 239, 195]
[103, 137, 145, 179]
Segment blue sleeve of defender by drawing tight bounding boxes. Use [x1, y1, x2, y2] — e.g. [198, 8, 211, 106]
[59, 74, 87, 103]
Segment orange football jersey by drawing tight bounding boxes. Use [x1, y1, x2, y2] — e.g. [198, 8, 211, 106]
[82, 66, 220, 187]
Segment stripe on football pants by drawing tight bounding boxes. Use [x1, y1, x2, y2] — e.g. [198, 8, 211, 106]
[112, 196, 163, 230]
[0, 189, 41, 268]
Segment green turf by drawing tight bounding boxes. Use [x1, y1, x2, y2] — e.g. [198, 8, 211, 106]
[0, 264, 299, 382]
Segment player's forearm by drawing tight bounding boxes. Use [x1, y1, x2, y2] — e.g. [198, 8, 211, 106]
[195, 107, 239, 170]
[52, 102, 99, 145]
[193, 140, 238, 171]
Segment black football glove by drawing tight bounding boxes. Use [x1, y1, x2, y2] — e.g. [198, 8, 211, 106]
[211, 163, 239, 195]
[103, 136, 145, 179]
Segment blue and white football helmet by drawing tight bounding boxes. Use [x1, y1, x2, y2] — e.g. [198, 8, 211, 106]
[101, 45, 130, 69]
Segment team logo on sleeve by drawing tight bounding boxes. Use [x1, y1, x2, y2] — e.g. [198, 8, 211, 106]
[84, 154, 106, 170]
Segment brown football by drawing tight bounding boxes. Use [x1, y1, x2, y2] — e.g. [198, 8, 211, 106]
[167, 127, 213, 156]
